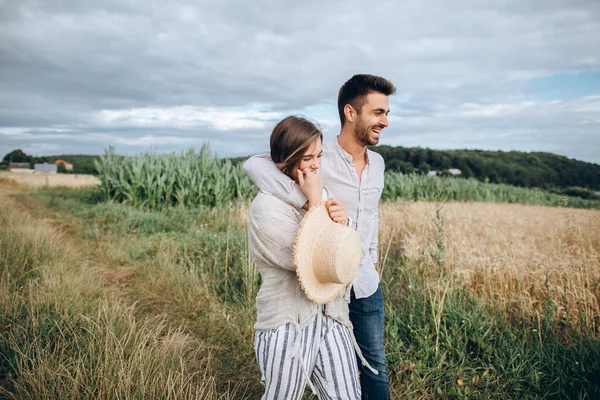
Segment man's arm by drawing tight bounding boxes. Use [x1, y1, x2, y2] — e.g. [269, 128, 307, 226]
[243, 154, 307, 208]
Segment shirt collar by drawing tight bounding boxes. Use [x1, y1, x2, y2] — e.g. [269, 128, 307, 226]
[334, 136, 370, 165]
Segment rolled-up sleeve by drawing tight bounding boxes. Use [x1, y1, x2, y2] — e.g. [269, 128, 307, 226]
[243, 154, 307, 209]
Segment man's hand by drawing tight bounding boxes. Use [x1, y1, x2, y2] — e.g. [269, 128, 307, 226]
[325, 198, 348, 225]
[297, 168, 322, 207]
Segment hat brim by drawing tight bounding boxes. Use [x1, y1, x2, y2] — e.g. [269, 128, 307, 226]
[294, 204, 362, 304]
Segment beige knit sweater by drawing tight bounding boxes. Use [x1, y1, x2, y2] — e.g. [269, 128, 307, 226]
[248, 192, 378, 377]
[248, 192, 350, 331]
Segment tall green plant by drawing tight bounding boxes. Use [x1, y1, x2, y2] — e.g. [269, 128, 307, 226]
[95, 145, 255, 209]
[383, 172, 600, 209]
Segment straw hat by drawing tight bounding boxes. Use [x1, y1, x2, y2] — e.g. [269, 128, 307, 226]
[294, 203, 363, 304]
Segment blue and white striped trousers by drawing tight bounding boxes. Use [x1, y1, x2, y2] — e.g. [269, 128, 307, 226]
[254, 309, 361, 400]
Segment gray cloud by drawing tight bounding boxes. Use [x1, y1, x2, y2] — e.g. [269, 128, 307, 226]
[1, 0, 599, 162]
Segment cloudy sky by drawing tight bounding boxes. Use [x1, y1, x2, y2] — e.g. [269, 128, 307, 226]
[1, 0, 599, 163]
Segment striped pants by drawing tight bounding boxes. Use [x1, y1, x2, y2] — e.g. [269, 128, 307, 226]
[254, 310, 361, 400]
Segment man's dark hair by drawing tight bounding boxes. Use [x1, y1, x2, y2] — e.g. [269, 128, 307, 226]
[337, 74, 396, 126]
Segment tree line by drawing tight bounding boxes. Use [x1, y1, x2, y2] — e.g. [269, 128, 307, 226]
[370, 145, 600, 195]
[1, 149, 100, 175]
[4, 147, 600, 198]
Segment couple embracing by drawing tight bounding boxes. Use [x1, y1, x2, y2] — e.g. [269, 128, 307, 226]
[245, 74, 396, 400]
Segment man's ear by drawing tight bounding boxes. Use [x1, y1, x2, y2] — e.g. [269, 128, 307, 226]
[344, 104, 355, 123]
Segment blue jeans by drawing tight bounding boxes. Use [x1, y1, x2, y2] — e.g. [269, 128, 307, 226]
[349, 285, 390, 400]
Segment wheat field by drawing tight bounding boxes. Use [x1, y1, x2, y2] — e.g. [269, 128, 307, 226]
[0, 171, 101, 188]
[380, 201, 600, 328]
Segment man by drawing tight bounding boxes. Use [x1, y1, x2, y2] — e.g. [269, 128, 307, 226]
[244, 74, 396, 399]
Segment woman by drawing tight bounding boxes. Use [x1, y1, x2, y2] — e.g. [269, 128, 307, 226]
[248, 116, 363, 399]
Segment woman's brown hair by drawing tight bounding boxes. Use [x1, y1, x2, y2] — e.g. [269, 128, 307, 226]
[270, 116, 323, 179]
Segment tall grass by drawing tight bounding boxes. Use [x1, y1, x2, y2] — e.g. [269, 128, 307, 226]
[383, 172, 600, 209]
[0, 192, 237, 399]
[382, 205, 600, 399]
[17, 188, 262, 396]
[94, 145, 255, 209]
[22, 186, 600, 398]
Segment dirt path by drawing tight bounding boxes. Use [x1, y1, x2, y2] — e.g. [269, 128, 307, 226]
[1, 185, 260, 398]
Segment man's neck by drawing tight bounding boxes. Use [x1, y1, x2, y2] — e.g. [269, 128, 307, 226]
[337, 129, 366, 163]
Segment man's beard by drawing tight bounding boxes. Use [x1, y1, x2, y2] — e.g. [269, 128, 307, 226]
[354, 117, 379, 146]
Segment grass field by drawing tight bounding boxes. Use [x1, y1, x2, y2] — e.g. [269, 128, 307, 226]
[379, 201, 600, 328]
[1, 182, 599, 398]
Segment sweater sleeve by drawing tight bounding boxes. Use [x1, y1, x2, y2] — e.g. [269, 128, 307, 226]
[243, 153, 307, 209]
[248, 194, 300, 272]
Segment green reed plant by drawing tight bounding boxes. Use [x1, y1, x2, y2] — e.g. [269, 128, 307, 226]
[95, 145, 255, 209]
[383, 172, 600, 209]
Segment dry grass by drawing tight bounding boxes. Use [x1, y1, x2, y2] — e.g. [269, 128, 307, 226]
[4, 188, 599, 398]
[380, 201, 600, 328]
[0, 191, 235, 399]
[0, 171, 100, 188]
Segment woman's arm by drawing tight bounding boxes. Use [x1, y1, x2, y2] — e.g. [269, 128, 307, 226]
[248, 195, 301, 271]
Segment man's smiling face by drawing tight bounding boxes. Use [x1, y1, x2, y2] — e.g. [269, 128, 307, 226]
[353, 92, 390, 146]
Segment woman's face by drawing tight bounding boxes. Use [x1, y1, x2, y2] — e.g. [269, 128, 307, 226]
[294, 138, 323, 181]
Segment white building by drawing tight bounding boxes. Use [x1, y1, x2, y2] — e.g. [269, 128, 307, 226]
[34, 163, 57, 173]
[428, 168, 463, 177]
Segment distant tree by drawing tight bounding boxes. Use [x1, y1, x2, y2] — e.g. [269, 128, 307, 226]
[487, 170, 500, 184]
[31, 156, 48, 164]
[561, 187, 596, 200]
[438, 154, 452, 169]
[387, 159, 414, 174]
[400, 162, 415, 174]
[417, 162, 431, 175]
[57, 163, 67, 174]
[461, 165, 473, 179]
[3, 149, 29, 163]
[386, 159, 402, 172]
[72, 159, 99, 175]
[466, 156, 484, 178]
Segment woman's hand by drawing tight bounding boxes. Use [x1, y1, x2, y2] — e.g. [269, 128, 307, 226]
[325, 198, 348, 226]
[297, 167, 323, 207]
